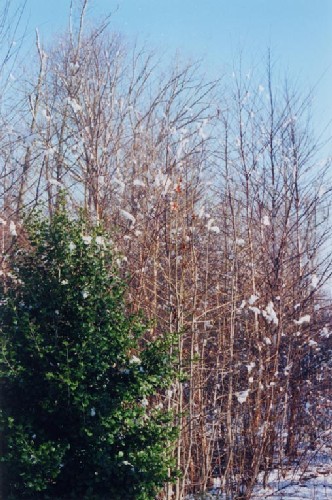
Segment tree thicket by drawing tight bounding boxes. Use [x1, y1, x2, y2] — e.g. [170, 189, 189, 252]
[0, 3, 331, 499]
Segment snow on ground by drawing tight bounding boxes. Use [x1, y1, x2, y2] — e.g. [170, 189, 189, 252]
[186, 432, 332, 499]
[252, 472, 332, 499]
[252, 441, 332, 499]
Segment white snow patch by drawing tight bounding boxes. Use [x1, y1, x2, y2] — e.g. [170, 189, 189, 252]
[120, 210, 135, 225]
[133, 178, 145, 187]
[262, 302, 278, 325]
[95, 236, 105, 246]
[9, 221, 17, 236]
[262, 215, 270, 226]
[67, 97, 81, 113]
[235, 389, 249, 404]
[82, 235, 92, 245]
[249, 306, 261, 315]
[48, 178, 62, 186]
[320, 327, 330, 339]
[129, 355, 141, 365]
[248, 294, 259, 305]
[141, 397, 149, 407]
[69, 241, 76, 252]
[246, 362, 256, 373]
[294, 315, 311, 325]
[252, 450, 332, 500]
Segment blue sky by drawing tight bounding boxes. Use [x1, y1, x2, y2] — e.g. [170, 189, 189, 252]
[22, 0, 332, 143]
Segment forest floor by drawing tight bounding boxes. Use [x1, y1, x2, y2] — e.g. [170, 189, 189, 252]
[189, 430, 332, 499]
[252, 433, 332, 499]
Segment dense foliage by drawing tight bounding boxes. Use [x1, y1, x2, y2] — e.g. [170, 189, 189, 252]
[0, 208, 178, 499]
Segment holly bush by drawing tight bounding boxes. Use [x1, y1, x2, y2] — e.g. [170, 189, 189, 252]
[0, 207, 179, 499]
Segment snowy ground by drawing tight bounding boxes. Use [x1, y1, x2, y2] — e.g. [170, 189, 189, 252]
[252, 442, 332, 499]
[252, 472, 332, 499]
[187, 432, 332, 499]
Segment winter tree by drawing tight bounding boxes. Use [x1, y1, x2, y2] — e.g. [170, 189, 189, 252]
[0, 203, 179, 499]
